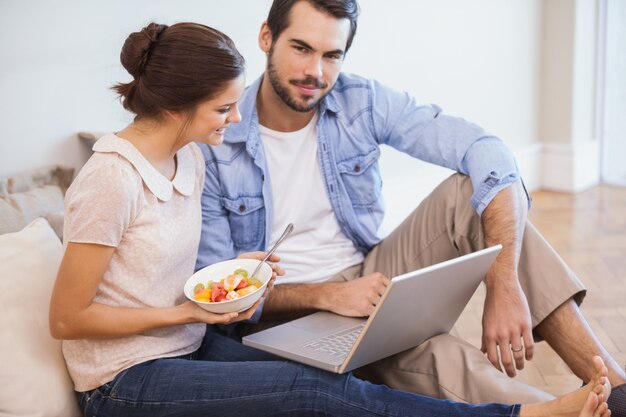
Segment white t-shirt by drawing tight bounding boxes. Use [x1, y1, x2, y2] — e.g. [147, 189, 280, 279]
[260, 114, 364, 284]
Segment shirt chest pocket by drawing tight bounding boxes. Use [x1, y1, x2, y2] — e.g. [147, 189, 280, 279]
[222, 195, 265, 248]
[336, 148, 382, 207]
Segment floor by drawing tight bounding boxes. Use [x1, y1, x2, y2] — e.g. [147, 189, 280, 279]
[450, 184, 626, 397]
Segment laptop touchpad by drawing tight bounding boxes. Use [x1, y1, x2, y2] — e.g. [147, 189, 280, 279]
[290, 312, 364, 333]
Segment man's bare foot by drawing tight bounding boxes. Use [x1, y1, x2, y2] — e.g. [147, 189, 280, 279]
[520, 356, 611, 417]
[579, 391, 611, 417]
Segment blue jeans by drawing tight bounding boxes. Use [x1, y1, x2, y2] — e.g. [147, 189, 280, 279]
[78, 328, 520, 417]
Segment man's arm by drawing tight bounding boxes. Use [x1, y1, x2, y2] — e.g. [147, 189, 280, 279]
[480, 179, 533, 378]
[261, 272, 390, 320]
[362, 80, 536, 375]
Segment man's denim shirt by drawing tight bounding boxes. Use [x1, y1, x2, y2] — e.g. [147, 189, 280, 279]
[196, 73, 525, 271]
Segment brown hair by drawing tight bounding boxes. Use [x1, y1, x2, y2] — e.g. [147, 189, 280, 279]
[266, 0, 360, 52]
[113, 22, 245, 120]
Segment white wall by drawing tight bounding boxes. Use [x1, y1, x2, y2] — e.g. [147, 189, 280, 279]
[0, 0, 541, 173]
[601, 0, 626, 186]
[539, 0, 601, 193]
[0, 0, 273, 178]
[0, 0, 552, 232]
[348, 0, 541, 151]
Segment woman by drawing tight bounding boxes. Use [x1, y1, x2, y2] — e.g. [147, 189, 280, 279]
[49, 22, 610, 417]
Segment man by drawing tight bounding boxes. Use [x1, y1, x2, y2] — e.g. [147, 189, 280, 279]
[196, 0, 626, 411]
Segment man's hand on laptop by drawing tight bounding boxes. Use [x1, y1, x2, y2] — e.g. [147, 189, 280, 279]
[481, 271, 534, 378]
[320, 273, 391, 318]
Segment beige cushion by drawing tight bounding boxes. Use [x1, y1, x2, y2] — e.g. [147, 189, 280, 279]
[0, 218, 81, 417]
[0, 166, 73, 235]
[78, 131, 107, 150]
[44, 210, 65, 241]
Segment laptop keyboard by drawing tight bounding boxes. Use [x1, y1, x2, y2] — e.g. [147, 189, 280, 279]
[302, 322, 366, 358]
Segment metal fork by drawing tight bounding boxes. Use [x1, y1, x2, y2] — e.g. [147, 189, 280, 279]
[249, 223, 294, 280]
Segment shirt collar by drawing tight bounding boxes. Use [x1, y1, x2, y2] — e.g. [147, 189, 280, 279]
[92, 134, 195, 201]
[322, 84, 340, 114]
[225, 77, 263, 145]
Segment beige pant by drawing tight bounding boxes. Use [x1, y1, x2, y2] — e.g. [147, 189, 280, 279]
[342, 173, 586, 404]
[244, 174, 586, 404]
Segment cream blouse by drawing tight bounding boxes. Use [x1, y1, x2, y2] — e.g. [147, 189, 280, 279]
[62, 134, 206, 392]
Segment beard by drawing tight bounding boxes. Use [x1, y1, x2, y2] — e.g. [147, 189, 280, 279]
[266, 48, 331, 113]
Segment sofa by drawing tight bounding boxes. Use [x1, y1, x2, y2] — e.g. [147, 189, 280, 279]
[0, 165, 82, 417]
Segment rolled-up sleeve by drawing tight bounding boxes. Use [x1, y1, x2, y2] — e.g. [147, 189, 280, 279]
[462, 137, 530, 216]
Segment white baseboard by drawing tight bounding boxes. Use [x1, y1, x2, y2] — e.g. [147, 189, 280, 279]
[540, 141, 601, 192]
[515, 143, 543, 193]
[514, 141, 601, 193]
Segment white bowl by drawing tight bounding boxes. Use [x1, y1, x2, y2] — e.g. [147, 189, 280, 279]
[184, 258, 272, 314]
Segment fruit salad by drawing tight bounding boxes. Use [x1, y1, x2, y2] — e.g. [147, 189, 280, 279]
[193, 268, 263, 303]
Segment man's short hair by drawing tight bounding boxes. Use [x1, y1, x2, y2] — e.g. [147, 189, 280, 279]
[266, 0, 360, 52]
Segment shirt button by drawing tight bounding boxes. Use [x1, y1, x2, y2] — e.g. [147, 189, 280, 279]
[239, 204, 246, 212]
[354, 164, 361, 173]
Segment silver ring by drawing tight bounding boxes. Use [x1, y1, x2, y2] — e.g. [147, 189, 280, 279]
[511, 346, 523, 353]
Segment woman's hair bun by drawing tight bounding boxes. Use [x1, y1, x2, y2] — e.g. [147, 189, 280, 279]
[119, 23, 168, 79]
[113, 21, 245, 120]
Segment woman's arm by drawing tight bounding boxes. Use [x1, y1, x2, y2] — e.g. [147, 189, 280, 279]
[49, 242, 252, 340]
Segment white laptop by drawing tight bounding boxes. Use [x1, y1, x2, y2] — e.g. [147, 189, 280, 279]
[243, 245, 501, 373]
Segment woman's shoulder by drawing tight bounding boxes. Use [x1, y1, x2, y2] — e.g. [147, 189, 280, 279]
[69, 151, 143, 200]
[81, 151, 140, 182]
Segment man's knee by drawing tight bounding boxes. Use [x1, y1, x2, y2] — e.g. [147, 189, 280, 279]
[428, 173, 474, 210]
[420, 333, 480, 358]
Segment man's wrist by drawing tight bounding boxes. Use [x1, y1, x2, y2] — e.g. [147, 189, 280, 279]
[311, 282, 341, 311]
[484, 262, 519, 289]
[263, 282, 336, 316]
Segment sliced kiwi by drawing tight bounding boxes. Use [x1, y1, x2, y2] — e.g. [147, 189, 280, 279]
[193, 283, 205, 294]
[233, 268, 249, 279]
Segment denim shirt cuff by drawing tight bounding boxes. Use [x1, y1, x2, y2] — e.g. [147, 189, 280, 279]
[244, 297, 266, 324]
[471, 171, 531, 216]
